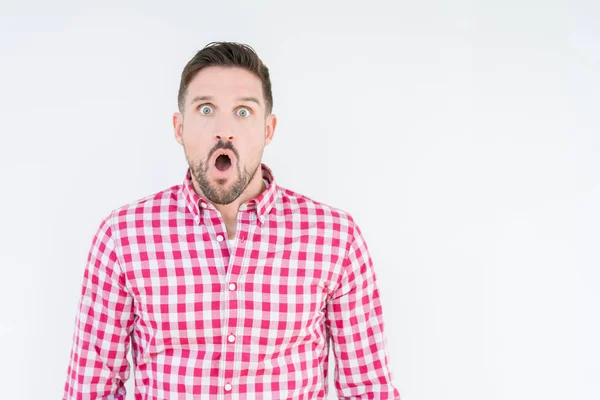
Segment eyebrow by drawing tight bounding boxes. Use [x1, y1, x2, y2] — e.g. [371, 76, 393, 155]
[189, 95, 261, 106]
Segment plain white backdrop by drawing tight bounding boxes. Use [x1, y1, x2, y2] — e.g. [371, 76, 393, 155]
[0, 0, 596, 399]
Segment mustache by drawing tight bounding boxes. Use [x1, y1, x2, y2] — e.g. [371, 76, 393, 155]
[208, 140, 239, 161]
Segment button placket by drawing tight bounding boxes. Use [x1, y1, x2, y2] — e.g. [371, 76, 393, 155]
[222, 210, 246, 395]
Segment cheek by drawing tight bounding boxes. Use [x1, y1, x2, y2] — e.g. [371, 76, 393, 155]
[240, 129, 266, 154]
[182, 127, 212, 160]
[183, 120, 212, 144]
[185, 117, 212, 136]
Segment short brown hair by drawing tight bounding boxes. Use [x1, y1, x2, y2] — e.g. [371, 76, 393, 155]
[177, 42, 273, 114]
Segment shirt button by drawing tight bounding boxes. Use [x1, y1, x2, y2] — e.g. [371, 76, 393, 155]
[224, 383, 232, 392]
[216, 235, 224, 242]
[227, 334, 236, 343]
[200, 202, 207, 208]
[228, 283, 236, 291]
[259, 216, 265, 222]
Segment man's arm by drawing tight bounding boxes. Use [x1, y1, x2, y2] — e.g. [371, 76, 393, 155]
[64, 215, 134, 399]
[326, 219, 401, 399]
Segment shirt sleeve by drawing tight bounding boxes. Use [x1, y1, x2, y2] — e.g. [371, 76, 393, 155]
[326, 219, 401, 399]
[64, 215, 135, 399]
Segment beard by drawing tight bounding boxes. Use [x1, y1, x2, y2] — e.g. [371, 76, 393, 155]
[187, 147, 262, 205]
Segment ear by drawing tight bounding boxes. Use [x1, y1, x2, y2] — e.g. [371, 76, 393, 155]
[264, 114, 277, 146]
[173, 112, 184, 146]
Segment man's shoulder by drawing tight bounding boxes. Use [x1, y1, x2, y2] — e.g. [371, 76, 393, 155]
[103, 183, 183, 225]
[276, 185, 357, 227]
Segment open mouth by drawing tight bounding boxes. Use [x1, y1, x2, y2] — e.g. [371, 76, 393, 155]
[215, 152, 233, 172]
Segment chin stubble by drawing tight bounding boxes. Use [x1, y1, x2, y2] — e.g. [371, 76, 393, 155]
[191, 158, 262, 206]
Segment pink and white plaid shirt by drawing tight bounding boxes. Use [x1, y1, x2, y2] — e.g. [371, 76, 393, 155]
[64, 164, 400, 399]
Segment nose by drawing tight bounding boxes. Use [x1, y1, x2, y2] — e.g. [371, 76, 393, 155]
[216, 133, 234, 141]
[214, 115, 235, 142]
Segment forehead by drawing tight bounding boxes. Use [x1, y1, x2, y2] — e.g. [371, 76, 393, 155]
[187, 66, 263, 103]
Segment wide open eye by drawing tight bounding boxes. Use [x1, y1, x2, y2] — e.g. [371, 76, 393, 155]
[236, 107, 251, 118]
[199, 105, 214, 115]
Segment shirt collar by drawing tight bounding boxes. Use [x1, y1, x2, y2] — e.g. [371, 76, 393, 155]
[181, 163, 279, 225]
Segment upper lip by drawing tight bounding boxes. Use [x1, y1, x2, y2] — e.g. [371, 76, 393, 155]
[212, 149, 235, 164]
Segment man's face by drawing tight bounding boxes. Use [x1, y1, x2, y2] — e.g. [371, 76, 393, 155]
[173, 66, 276, 205]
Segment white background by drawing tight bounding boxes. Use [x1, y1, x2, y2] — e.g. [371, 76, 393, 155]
[0, 1, 596, 399]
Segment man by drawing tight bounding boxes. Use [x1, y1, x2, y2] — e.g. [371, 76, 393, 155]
[64, 42, 400, 399]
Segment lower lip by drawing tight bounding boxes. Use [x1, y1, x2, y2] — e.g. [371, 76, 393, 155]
[213, 168, 232, 177]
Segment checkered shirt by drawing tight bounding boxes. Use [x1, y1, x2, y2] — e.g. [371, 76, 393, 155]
[64, 163, 400, 399]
